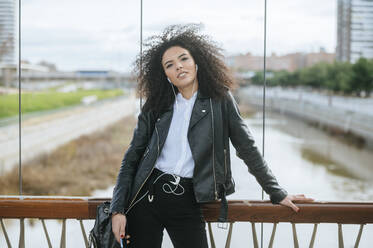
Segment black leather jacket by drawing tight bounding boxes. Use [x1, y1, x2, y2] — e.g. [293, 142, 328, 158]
[110, 90, 287, 215]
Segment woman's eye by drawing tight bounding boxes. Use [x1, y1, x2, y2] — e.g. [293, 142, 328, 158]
[181, 57, 188, 61]
[166, 64, 172, 68]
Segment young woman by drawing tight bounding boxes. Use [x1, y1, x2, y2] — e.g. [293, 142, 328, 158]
[110, 24, 313, 248]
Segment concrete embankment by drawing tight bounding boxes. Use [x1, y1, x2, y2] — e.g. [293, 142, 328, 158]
[236, 87, 373, 147]
[0, 94, 137, 174]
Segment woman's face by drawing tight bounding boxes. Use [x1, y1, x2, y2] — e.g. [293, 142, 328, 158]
[161, 46, 198, 91]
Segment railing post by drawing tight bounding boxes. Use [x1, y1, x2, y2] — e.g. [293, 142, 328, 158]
[224, 223, 234, 248]
[79, 219, 89, 248]
[19, 218, 24, 248]
[207, 222, 216, 248]
[338, 224, 344, 248]
[354, 224, 364, 248]
[268, 223, 277, 248]
[60, 219, 66, 248]
[291, 223, 299, 248]
[41, 219, 52, 248]
[0, 218, 12, 248]
[309, 223, 318, 248]
[251, 222, 259, 248]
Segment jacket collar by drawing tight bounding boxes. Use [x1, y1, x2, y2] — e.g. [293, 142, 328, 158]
[189, 93, 210, 130]
[164, 90, 209, 111]
[155, 90, 211, 148]
[197, 89, 210, 99]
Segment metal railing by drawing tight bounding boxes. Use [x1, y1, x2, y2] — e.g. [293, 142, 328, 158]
[0, 196, 372, 248]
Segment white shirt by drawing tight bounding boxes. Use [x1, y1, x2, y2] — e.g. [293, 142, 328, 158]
[154, 91, 198, 178]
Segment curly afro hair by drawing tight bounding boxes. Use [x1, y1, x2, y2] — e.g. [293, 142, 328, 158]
[134, 23, 235, 117]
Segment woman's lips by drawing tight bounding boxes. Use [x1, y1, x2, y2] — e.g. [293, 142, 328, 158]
[177, 72, 187, 78]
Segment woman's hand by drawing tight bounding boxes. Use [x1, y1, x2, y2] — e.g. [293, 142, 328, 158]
[279, 194, 314, 212]
[112, 213, 130, 244]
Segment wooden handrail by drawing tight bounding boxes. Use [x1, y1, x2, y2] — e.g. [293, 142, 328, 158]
[0, 196, 372, 224]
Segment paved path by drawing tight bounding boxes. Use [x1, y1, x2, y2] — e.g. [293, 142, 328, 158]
[242, 86, 373, 116]
[0, 94, 137, 174]
[238, 86, 373, 144]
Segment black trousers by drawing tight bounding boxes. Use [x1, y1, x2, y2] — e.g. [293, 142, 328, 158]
[126, 168, 209, 248]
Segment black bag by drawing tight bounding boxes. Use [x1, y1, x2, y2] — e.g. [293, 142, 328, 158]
[89, 201, 124, 248]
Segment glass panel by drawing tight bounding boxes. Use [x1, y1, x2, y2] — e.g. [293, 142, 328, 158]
[1, 1, 140, 198]
[237, 1, 373, 247]
[0, 0, 19, 194]
[239, 0, 373, 204]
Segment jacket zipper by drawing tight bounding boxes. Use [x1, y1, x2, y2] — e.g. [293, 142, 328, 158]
[143, 147, 149, 159]
[125, 125, 160, 215]
[224, 148, 227, 179]
[210, 98, 218, 200]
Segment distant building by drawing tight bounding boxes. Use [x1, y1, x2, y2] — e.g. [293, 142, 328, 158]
[226, 49, 335, 72]
[0, 0, 16, 65]
[337, 0, 373, 63]
[75, 70, 111, 79]
[37, 61, 58, 72]
[0, 61, 51, 86]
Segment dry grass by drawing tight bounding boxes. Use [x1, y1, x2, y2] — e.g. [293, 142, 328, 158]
[238, 104, 257, 118]
[0, 115, 136, 196]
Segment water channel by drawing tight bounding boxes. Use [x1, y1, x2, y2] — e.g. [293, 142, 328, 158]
[1, 107, 373, 247]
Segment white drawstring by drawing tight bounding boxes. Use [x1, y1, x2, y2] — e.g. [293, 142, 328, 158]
[162, 174, 185, 196]
[168, 79, 179, 109]
[134, 172, 186, 204]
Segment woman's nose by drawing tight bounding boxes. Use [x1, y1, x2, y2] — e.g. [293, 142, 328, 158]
[176, 62, 183, 70]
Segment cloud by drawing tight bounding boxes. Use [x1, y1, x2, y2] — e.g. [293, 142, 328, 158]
[20, 0, 336, 71]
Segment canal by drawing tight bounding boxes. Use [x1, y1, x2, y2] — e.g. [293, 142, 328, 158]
[1, 107, 373, 247]
[210, 108, 373, 247]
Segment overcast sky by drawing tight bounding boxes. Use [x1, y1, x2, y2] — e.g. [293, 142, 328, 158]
[21, 0, 336, 72]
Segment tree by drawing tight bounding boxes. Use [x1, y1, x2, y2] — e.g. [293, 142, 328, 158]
[350, 58, 373, 97]
[250, 71, 264, 85]
[325, 61, 353, 94]
[299, 62, 330, 89]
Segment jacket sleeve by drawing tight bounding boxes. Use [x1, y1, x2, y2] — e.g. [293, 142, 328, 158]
[110, 111, 154, 214]
[226, 91, 288, 204]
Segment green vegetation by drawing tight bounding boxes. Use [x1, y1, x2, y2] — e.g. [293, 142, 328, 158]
[251, 57, 373, 97]
[0, 89, 124, 119]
